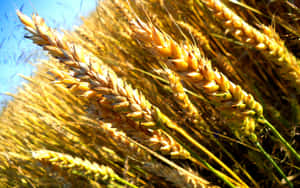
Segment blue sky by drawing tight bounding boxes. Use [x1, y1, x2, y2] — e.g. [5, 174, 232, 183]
[0, 0, 97, 108]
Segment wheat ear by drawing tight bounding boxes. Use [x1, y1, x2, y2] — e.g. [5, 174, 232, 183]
[199, 0, 300, 92]
[165, 67, 258, 186]
[131, 19, 262, 138]
[32, 150, 137, 188]
[166, 69, 203, 122]
[16, 11, 155, 128]
[49, 62, 192, 160]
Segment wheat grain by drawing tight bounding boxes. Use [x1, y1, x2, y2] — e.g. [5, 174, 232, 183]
[166, 69, 204, 124]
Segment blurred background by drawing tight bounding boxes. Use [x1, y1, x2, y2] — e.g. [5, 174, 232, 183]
[0, 0, 97, 108]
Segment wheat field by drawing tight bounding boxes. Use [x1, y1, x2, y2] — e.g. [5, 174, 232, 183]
[0, 0, 299, 187]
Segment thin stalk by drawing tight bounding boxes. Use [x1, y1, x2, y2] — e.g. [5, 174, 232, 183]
[212, 136, 259, 187]
[258, 117, 300, 161]
[254, 141, 293, 188]
[155, 107, 247, 187]
[192, 122, 258, 186]
[123, 135, 212, 187]
[114, 175, 138, 188]
[182, 143, 239, 188]
[194, 158, 236, 188]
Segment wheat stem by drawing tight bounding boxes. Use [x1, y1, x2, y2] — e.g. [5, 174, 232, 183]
[154, 107, 247, 187]
[254, 141, 293, 188]
[258, 117, 300, 161]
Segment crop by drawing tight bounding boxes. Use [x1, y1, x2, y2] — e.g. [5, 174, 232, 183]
[0, 0, 299, 187]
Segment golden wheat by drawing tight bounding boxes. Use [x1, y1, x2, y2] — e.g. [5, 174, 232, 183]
[201, 0, 300, 92]
[1, 1, 298, 187]
[132, 19, 262, 138]
[17, 11, 194, 160]
[32, 149, 136, 187]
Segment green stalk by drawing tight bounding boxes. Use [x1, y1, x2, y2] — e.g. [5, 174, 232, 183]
[123, 134, 213, 187]
[212, 136, 259, 187]
[193, 156, 236, 188]
[113, 175, 138, 188]
[180, 141, 238, 188]
[258, 117, 300, 161]
[193, 123, 258, 187]
[253, 139, 293, 188]
[154, 107, 245, 187]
